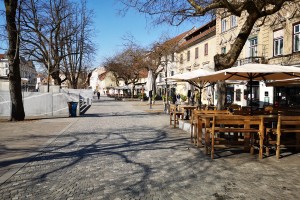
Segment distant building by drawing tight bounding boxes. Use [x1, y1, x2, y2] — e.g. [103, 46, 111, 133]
[0, 54, 37, 91]
[175, 20, 216, 102]
[156, 29, 194, 98]
[89, 66, 148, 97]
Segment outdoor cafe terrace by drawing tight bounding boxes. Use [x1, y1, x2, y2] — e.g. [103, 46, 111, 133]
[167, 63, 300, 160]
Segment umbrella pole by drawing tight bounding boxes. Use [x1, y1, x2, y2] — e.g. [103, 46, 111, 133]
[212, 83, 215, 105]
[250, 76, 253, 115]
[199, 88, 202, 109]
[149, 90, 152, 109]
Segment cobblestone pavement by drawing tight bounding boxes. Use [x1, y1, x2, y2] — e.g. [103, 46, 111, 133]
[0, 117, 75, 179]
[0, 96, 300, 200]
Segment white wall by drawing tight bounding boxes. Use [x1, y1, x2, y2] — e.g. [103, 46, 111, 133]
[0, 89, 93, 118]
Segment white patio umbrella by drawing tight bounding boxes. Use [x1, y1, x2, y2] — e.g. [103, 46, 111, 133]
[195, 64, 300, 82]
[146, 70, 154, 92]
[146, 70, 154, 108]
[196, 63, 300, 113]
[266, 77, 300, 87]
[166, 68, 215, 108]
[166, 68, 214, 81]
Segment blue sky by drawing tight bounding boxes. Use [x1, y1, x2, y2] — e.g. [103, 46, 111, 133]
[89, 0, 197, 67]
[0, 1, 200, 68]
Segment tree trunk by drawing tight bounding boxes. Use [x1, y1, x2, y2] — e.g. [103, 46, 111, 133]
[52, 70, 62, 86]
[214, 9, 260, 110]
[5, 0, 25, 121]
[216, 81, 226, 110]
[131, 85, 135, 98]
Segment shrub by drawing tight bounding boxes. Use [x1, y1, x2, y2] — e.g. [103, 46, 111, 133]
[155, 95, 162, 100]
[180, 94, 187, 102]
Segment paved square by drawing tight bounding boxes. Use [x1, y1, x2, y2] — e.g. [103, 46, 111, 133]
[0, 96, 299, 199]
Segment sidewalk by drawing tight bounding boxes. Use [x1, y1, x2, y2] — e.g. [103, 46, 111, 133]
[0, 117, 77, 183]
[0, 96, 299, 199]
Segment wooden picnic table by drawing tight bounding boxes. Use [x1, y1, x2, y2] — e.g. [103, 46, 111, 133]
[178, 105, 197, 120]
[196, 113, 279, 159]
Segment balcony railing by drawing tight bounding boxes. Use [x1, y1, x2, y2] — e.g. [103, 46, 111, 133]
[233, 56, 266, 67]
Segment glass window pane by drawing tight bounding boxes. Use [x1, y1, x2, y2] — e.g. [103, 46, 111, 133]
[274, 40, 279, 55]
[295, 24, 300, 33]
[222, 19, 226, 32]
[279, 39, 283, 54]
[294, 34, 300, 52]
[195, 47, 198, 59]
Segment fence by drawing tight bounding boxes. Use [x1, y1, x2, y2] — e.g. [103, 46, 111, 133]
[0, 88, 93, 119]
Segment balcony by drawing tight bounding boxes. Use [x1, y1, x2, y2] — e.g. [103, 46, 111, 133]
[233, 56, 267, 67]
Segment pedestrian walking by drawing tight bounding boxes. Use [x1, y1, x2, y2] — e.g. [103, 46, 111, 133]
[97, 91, 100, 100]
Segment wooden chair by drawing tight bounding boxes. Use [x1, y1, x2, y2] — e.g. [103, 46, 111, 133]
[169, 104, 184, 128]
[227, 104, 241, 112]
[266, 115, 300, 159]
[192, 110, 232, 147]
[206, 115, 264, 159]
[190, 109, 201, 145]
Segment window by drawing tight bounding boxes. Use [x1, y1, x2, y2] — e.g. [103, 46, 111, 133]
[221, 47, 226, 54]
[249, 37, 257, 57]
[171, 71, 174, 76]
[273, 29, 283, 56]
[293, 23, 300, 52]
[180, 54, 183, 64]
[221, 19, 227, 32]
[236, 89, 241, 101]
[171, 53, 175, 62]
[187, 50, 190, 61]
[195, 47, 199, 59]
[204, 43, 208, 55]
[230, 15, 237, 28]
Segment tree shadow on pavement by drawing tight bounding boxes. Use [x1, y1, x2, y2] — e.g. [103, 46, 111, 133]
[0, 125, 214, 199]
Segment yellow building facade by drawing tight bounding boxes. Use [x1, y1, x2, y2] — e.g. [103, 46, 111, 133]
[216, 1, 300, 108]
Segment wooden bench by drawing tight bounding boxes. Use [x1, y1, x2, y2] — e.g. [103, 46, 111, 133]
[169, 104, 184, 128]
[206, 115, 264, 159]
[190, 110, 231, 147]
[266, 115, 300, 159]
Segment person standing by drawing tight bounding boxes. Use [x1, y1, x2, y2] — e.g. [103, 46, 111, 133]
[97, 91, 100, 100]
[176, 93, 181, 104]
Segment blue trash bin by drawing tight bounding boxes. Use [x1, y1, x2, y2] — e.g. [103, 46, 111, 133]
[68, 102, 78, 117]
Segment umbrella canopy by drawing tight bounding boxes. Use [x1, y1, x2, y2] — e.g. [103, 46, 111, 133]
[166, 68, 214, 108]
[196, 64, 300, 82]
[146, 70, 154, 91]
[266, 77, 300, 87]
[196, 63, 300, 114]
[166, 68, 214, 81]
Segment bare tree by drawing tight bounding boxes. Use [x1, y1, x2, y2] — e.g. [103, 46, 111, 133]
[120, 0, 295, 109]
[20, 0, 95, 89]
[4, 0, 25, 121]
[105, 46, 146, 98]
[20, 0, 67, 87]
[145, 38, 179, 95]
[120, 0, 293, 70]
[61, 0, 95, 89]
